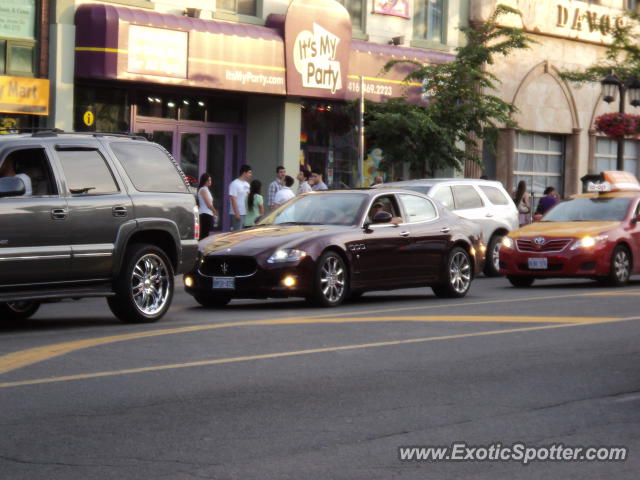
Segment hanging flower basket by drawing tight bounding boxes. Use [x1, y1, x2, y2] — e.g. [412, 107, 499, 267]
[594, 113, 638, 139]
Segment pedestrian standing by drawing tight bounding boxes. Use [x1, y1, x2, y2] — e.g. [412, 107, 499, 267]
[274, 175, 295, 206]
[297, 168, 312, 194]
[197, 173, 218, 240]
[244, 179, 265, 227]
[514, 180, 531, 226]
[534, 186, 558, 216]
[268, 166, 286, 211]
[310, 169, 328, 191]
[229, 165, 252, 231]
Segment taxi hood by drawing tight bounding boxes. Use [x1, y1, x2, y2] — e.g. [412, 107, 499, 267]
[511, 221, 620, 238]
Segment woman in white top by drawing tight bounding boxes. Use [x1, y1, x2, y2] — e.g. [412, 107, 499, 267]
[514, 180, 531, 226]
[197, 173, 218, 240]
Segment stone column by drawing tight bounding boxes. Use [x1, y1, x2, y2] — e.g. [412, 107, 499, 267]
[564, 128, 582, 196]
[495, 128, 515, 191]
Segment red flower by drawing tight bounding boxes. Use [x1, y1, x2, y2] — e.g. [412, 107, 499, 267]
[594, 113, 638, 139]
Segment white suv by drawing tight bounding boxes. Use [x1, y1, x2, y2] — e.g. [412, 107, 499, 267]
[375, 179, 518, 276]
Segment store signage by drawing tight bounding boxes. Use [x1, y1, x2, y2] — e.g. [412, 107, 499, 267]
[127, 25, 188, 78]
[372, 0, 409, 19]
[0, 76, 49, 116]
[556, 4, 624, 35]
[0, 0, 35, 40]
[285, 0, 351, 99]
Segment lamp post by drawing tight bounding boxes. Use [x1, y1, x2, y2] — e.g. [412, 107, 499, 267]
[601, 74, 640, 170]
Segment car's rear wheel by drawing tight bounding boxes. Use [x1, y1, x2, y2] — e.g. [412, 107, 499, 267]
[0, 301, 40, 322]
[308, 251, 348, 307]
[193, 293, 231, 308]
[507, 275, 535, 288]
[606, 245, 631, 286]
[432, 247, 472, 298]
[483, 234, 504, 277]
[107, 244, 174, 323]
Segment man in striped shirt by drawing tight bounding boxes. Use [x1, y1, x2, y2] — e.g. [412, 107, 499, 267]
[268, 165, 286, 211]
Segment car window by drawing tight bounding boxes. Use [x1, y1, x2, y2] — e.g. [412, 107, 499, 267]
[110, 143, 188, 193]
[431, 186, 454, 208]
[452, 185, 484, 209]
[479, 185, 510, 205]
[1, 148, 57, 197]
[57, 149, 119, 195]
[368, 194, 402, 221]
[399, 194, 437, 222]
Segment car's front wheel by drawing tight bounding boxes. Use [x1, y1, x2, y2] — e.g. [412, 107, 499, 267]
[432, 247, 472, 298]
[483, 234, 504, 277]
[507, 275, 535, 288]
[606, 245, 632, 286]
[107, 244, 174, 323]
[0, 301, 40, 322]
[308, 251, 348, 307]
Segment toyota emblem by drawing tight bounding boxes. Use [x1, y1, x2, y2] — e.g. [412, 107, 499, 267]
[534, 237, 545, 246]
[221, 262, 229, 274]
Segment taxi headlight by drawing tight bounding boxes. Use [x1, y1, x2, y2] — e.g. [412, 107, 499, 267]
[267, 248, 307, 263]
[570, 234, 608, 250]
[501, 236, 514, 249]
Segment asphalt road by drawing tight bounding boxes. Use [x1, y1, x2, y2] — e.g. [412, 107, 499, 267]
[1, 276, 640, 479]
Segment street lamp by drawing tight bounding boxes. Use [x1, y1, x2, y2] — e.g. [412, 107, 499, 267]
[601, 74, 640, 170]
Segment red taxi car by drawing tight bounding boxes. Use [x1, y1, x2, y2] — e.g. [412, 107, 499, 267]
[500, 171, 640, 287]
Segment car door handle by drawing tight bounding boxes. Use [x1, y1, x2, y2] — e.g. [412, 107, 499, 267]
[485, 212, 494, 217]
[440, 227, 451, 233]
[51, 208, 68, 220]
[112, 206, 128, 217]
[399, 231, 410, 237]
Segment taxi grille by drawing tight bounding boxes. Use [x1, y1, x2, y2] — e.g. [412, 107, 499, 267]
[516, 238, 571, 253]
[199, 256, 257, 277]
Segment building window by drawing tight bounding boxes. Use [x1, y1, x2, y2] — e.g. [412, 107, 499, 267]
[514, 132, 564, 210]
[595, 137, 638, 175]
[338, 0, 363, 31]
[217, 0, 256, 16]
[413, 0, 446, 43]
[627, 0, 638, 11]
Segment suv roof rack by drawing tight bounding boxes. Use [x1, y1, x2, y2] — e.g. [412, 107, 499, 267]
[0, 128, 147, 141]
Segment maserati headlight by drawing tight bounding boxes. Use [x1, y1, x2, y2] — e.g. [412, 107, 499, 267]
[501, 236, 514, 249]
[570, 234, 608, 251]
[267, 248, 307, 263]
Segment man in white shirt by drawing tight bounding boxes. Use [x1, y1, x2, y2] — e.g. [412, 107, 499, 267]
[0, 156, 32, 196]
[229, 165, 252, 231]
[268, 165, 286, 211]
[274, 175, 295, 206]
[296, 168, 312, 194]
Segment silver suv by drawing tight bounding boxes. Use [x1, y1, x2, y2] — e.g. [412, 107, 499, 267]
[376, 179, 518, 276]
[0, 131, 199, 323]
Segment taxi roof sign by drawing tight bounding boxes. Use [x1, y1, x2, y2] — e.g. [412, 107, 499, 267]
[583, 171, 640, 193]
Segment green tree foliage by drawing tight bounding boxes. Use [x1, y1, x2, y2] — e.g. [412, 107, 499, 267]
[560, 10, 640, 85]
[365, 4, 532, 175]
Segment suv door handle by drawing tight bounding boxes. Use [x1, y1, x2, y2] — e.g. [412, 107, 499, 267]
[399, 231, 410, 237]
[51, 208, 68, 220]
[112, 206, 128, 217]
[485, 212, 494, 217]
[440, 227, 451, 233]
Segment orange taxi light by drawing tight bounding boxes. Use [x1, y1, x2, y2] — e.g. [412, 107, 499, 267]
[601, 171, 640, 191]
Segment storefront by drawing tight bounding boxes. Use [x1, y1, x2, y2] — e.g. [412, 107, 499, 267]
[73, 0, 453, 228]
[474, 0, 638, 205]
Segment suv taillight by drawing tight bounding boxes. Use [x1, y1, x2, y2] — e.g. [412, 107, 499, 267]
[193, 206, 200, 240]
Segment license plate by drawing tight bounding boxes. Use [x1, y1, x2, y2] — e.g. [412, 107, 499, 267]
[528, 257, 548, 270]
[212, 277, 235, 290]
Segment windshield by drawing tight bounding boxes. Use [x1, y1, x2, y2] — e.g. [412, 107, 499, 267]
[542, 197, 631, 222]
[258, 193, 367, 226]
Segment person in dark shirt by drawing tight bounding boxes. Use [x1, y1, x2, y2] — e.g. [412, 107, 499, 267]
[535, 186, 558, 215]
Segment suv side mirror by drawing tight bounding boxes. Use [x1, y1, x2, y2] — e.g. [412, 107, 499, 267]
[0, 177, 25, 197]
[372, 210, 392, 224]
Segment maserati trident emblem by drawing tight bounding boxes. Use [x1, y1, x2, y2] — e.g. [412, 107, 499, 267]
[221, 262, 229, 275]
[534, 237, 545, 246]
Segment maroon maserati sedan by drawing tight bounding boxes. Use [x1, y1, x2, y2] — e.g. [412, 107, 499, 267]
[184, 189, 485, 307]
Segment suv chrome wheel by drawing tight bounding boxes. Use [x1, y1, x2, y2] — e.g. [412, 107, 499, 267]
[484, 235, 504, 277]
[131, 254, 171, 315]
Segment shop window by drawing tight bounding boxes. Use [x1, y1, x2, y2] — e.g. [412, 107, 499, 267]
[595, 137, 638, 176]
[0, 40, 36, 76]
[514, 131, 565, 211]
[217, 0, 257, 16]
[75, 86, 130, 132]
[338, 0, 363, 31]
[413, 0, 446, 44]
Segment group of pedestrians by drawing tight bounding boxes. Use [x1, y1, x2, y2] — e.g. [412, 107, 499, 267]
[513, 180, 559, 226]
[196, 164, 329, 239]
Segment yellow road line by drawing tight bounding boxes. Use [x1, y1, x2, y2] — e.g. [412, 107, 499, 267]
[0, 322, 580, 389]
[0, 315, 619, 375]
